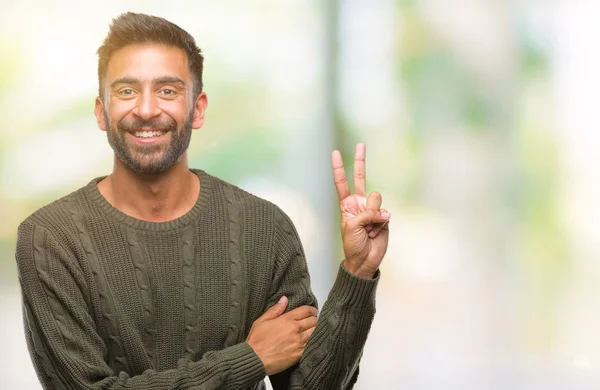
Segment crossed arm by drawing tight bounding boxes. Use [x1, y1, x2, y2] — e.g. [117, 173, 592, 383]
[17, 217, 378, 389]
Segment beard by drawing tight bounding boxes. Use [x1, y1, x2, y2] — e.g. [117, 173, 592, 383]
[104, 108, 194, 175]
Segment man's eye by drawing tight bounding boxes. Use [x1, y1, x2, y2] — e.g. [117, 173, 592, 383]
[160, 89, 175, 96]
[119, 89, 135, 95]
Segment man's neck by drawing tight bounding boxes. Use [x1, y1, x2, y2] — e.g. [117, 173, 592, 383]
[98, 158, 200, 223]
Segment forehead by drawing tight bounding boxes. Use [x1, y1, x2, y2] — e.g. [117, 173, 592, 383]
[106, 43, 191, 84]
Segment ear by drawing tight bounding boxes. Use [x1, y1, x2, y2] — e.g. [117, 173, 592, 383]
[191, 92, 208, 130]
[94, 97, 108, 131]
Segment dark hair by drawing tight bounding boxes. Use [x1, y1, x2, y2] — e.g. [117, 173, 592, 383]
[97, 12, 204, 100]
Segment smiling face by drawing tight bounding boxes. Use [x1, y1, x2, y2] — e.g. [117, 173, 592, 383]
[94, 43, 207, 175]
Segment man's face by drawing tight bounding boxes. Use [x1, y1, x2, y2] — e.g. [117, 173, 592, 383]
[95, 43, 206, 175]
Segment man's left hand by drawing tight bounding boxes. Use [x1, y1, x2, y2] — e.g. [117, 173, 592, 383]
[332, 143, 390, 279]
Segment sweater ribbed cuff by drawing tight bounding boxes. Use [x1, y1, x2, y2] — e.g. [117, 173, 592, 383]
[220, 342, 266, 387]
[330, 263, 380, 307]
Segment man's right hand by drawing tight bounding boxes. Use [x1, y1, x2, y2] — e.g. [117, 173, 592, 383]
[246, 296, 318, 376]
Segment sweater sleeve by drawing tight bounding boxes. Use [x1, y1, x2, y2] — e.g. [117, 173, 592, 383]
[16, 222, 265, 390]
[267, 208, 379, 390]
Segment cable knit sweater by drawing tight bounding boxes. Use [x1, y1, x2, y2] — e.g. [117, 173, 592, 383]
[15, 169, 379, 389]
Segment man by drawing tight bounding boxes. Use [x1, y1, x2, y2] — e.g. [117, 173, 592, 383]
[16, 12, 390, 389]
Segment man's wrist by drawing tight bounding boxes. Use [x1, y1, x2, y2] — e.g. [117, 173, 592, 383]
[342, 259, 376, 279]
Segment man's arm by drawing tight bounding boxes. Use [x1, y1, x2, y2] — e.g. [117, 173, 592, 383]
[267, 143, 390, 389]
[16, 222, 265, 390]
[265, 208, 379, 390]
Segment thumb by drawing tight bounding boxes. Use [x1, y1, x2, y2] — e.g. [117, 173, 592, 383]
[350, 208, 391, 229]
[258, 296, 288, 322]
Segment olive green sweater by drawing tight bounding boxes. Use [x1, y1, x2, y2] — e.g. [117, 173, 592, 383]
[16, 169, 379, 389]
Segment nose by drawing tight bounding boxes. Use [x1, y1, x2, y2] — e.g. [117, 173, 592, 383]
[132, 91, 161, 120]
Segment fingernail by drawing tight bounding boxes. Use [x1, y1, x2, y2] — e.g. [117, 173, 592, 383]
[381, 212, 391, 219]
[278, 296, 286, 304]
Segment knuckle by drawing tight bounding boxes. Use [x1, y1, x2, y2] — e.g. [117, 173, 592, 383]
[297, 307, 309, 316]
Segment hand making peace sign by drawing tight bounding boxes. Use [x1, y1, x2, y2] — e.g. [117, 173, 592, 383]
[332, 144, 390, 279]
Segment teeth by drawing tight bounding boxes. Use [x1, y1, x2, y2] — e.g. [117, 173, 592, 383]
[134, 130, 165, 138]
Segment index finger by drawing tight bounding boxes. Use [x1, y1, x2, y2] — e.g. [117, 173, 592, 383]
[332, 150, 351, 201]
[353, 143, 366, 197]
[285, 305, 318, 320]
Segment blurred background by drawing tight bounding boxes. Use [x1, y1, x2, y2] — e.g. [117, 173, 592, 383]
[1, 0, 599, 388]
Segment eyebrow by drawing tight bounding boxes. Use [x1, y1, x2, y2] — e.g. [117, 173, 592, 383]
[110, 76, 187, 89]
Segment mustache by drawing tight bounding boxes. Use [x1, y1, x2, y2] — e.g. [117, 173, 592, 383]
[117, 117, 178, 133]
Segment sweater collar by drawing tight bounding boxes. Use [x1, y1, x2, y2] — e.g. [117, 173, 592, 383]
[84, 169, 213, 231]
